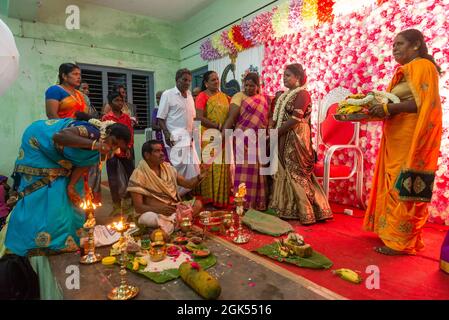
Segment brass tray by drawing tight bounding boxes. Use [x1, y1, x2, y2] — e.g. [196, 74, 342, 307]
[333, 114, 384, 122]
[198, 211, 223, 226]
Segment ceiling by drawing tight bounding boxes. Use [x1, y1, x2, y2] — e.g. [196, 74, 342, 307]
[82, 0, 217, 22]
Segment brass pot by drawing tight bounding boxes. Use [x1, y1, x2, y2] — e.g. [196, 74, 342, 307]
[222, 212, 234, 229]
[149, 243, 166, 262]
[180, 217, 192, 233]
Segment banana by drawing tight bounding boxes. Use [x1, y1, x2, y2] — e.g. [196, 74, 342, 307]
[337, 105, 363, 115]
[332, 268, 363, 284]
[135, 257, 148, 266]
[279, 248, 289, 257]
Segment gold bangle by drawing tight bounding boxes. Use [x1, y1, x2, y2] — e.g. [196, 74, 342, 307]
[91, 140, 97, 150]
[383, 103, 390, 116]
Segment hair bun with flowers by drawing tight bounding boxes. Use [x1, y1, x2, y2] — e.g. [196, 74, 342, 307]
[88, 119, 116, 142]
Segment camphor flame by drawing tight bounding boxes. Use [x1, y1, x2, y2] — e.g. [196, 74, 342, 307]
[109, 218, 126, 232]
[79, 199, 98, 211]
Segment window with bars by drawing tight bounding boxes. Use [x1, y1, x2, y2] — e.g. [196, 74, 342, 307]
[78, 64, 154, 131]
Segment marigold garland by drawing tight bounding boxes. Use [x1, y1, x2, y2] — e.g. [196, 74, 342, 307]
[230, 25, 253, 50]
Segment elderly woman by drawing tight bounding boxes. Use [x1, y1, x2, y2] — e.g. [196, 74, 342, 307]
[364, 29, 442, 255]
[45, 63, 88, 119]
[222, 73, 269, 210]
[269, 64, 332, 225]
[195, 71, 231, 208]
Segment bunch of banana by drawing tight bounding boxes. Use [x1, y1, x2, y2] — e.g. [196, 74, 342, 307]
[332, 268, 363, 284]
[337, 105, 363, 114]
[276, 240, 294, 257]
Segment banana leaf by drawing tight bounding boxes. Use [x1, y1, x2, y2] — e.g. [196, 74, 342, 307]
[254, 242, 333, 269]
[120, 253, 217, 284]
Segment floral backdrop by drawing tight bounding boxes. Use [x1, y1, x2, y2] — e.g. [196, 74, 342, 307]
[200, 0, 449, 224]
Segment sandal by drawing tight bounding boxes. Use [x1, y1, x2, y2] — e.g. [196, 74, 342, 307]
[374, 246, 407, 256]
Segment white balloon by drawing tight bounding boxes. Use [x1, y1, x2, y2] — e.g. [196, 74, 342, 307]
[0, 18, 20, 97]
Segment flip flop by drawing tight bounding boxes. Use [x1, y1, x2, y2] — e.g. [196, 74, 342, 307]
[374, 246, 407, 256]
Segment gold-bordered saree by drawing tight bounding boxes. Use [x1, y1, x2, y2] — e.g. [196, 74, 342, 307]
[363, 58, 442, 254]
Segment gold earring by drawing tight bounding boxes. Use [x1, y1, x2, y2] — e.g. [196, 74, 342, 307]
[414, 47, 418, 50]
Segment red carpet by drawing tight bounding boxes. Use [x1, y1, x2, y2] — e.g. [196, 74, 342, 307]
[101, 179, 449, 299]
[212, 203, 449, 300]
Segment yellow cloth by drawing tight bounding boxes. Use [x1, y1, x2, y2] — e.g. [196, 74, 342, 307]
[127, 160, 181, 207]
[363, 58, 442, 254]
[230, 92, 247, 106]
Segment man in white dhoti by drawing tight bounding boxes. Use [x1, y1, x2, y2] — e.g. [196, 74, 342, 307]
[127, 140, 205, 235]
[157, 68, 200, 196]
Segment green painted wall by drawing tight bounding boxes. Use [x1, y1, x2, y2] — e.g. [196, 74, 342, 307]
[0, 0, 9, 16]
[0, 1, 180, 176]
[179, 0, 281, 70]
[0, 0, 285, 177]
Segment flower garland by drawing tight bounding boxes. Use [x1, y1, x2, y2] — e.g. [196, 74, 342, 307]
[371, 90, 400, 103]
[221, 30, 237, 55]
[211, 33, 229, 56]
[200, 38, 221, 61]
[228, 28, 243, 52]
[272, 2, 292, 37]
[273, 85, 307, 128]
[249, 11, 274, 44]
[302, 0, 318, 27]
[229, 25, 253, 51]
[200, 0, 393, 61]
[289, 0, 304, 32]
[317, 0, 335, 23]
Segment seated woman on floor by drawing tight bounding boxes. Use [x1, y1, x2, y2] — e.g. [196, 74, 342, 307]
[127, 140, 206, 235]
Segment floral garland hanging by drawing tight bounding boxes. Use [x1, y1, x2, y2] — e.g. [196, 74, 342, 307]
[302, 0, 318, 27]
[221, 29, 238, 55]
[249, 11, 274, 44]
[200, 38, 221, 61]
[199, 0, 403, 61]
[272, 2, 291, 38]
[240, 20, 253, 42]
[230, 25, 253, 51]
[317, 0, 335, 23]
[289, 0, 304, 32]
[211, 33, 229, 56]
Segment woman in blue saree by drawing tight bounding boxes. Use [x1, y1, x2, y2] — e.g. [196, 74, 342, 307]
[0, 115, 131, 258]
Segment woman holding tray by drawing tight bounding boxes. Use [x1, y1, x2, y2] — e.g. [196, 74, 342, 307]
[364, 29, 442, 255]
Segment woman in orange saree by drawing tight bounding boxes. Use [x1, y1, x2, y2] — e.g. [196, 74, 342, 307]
[45, 63, 88, 119]
[364, 29, 442, 255]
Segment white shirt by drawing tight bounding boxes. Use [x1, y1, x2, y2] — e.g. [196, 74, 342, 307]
[156, 86, 195, 137]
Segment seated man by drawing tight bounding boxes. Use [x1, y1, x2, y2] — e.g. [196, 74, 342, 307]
[127, 140, 205, 235]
